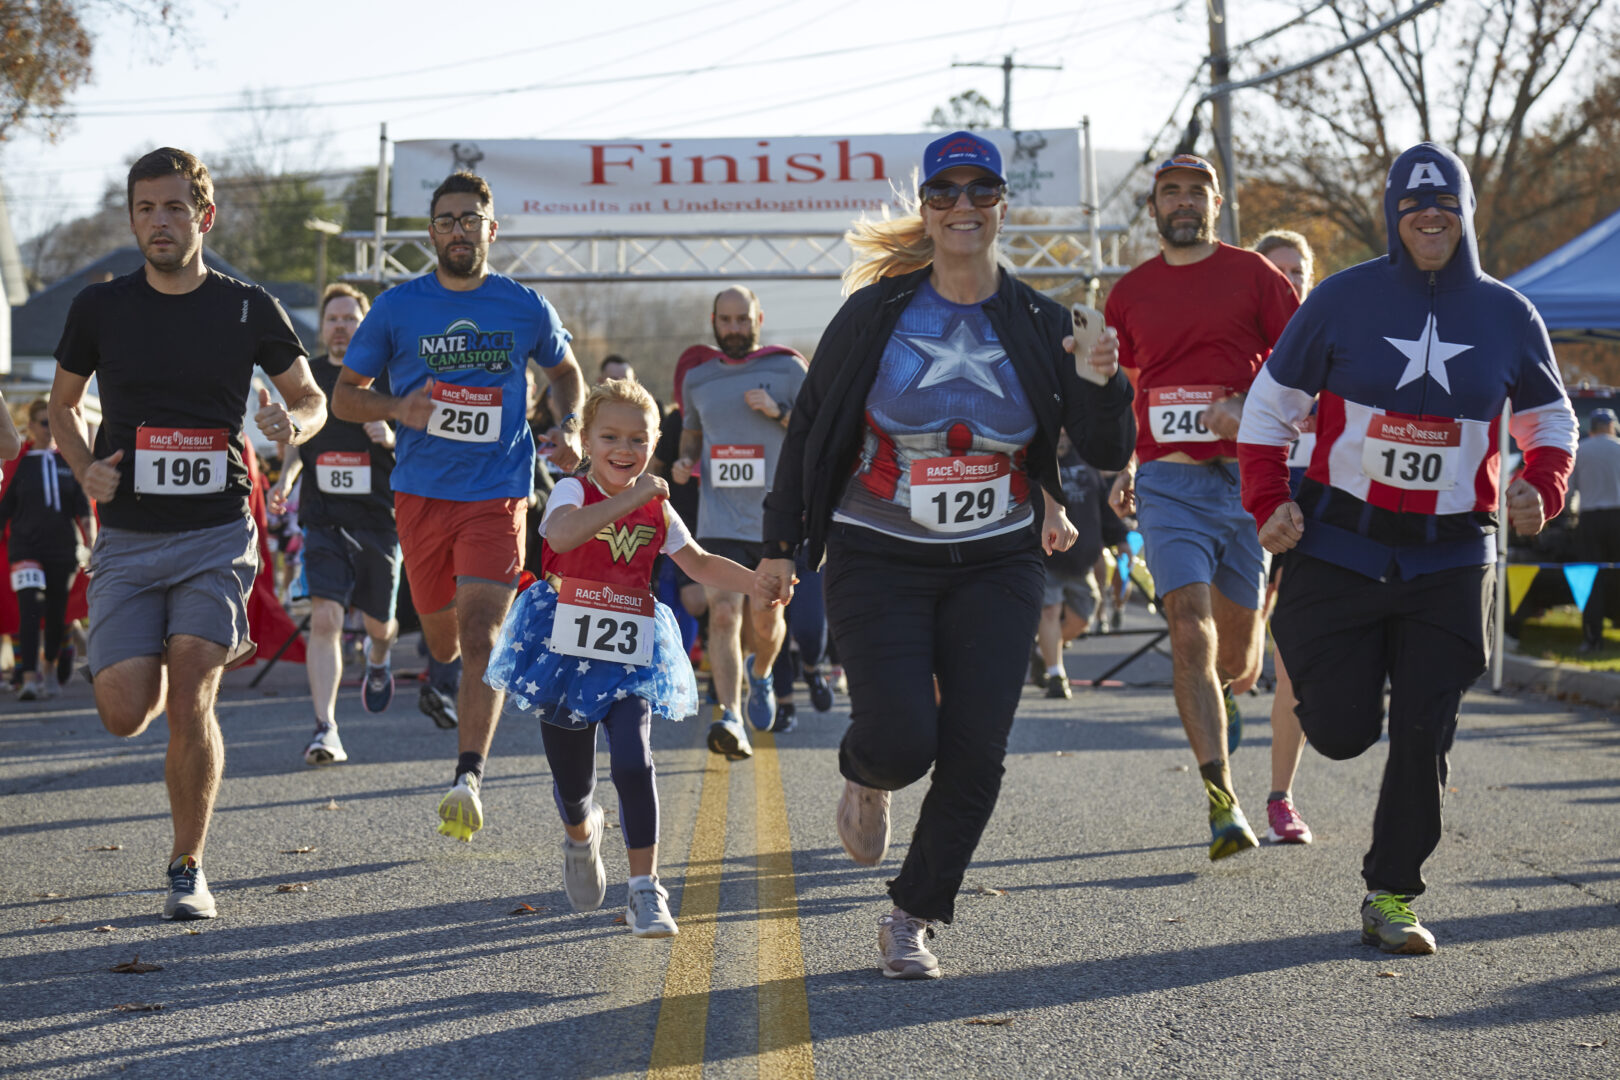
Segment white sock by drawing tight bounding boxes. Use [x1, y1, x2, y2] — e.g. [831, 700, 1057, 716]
[1045, 665, 1064, 678]
[628, 874, 656, 890]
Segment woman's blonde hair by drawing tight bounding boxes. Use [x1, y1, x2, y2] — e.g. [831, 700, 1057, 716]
[581, 377, 660, 437]
[843, 201, 934, 294]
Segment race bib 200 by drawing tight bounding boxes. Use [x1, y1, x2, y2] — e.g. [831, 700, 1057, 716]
[709, 444, 764, 488]
[1361, 415, 1461, 492]
[134, 427, 228, 495]
[551, 577, 655, 667]
[909, 454, 1011, 534]
[1148, 386, 1223, 443]
[430, 384, 501, 443]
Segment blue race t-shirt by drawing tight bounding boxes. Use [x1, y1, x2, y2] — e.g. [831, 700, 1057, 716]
[342, 272, 571, 502]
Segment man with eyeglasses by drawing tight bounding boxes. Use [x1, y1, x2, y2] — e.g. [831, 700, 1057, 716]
[669, 286, 807, 759]
[1238, 142, 1576, 953]
[1102, 154, 1300, 861]
[333, 171, 585, 842]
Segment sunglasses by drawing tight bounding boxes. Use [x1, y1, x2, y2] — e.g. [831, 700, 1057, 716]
[918, 179, 1006, 211]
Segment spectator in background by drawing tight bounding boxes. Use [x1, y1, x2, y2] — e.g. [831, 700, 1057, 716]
[598, 355, 634, 384]
[1571, 407, 1620, 652]
[1254, 231, 1314, 300]
[0, 399, 93, 699]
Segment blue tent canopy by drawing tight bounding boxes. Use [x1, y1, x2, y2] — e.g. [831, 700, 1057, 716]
[1505, 208, 1620, 345]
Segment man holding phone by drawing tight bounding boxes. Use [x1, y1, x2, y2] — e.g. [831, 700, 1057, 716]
[1102, 154, 1300, 861]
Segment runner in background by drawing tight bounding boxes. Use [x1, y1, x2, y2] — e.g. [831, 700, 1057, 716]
[1104, 154, 1300, 861]
[333, 171, 585, 842]
[269, 283, 401, 767]
[0, 399, 92, 700]
[671, 287, 807, 758]
[1036, 430, 1108, 697]
[1238, 142, 1577, 953]
[50, 147, 325, 920]
[760, 131, 1134, 979]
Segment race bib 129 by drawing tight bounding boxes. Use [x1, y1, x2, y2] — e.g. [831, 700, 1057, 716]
[551, 577, 655, 666]
[134, 427, 228, 495]
[430, 384, 501, 443]
[1148, 386, 1223, 443]
[1361, 415, 1461, 492]
[709, 444, 764, 488]
[909, 454, 1011, 534]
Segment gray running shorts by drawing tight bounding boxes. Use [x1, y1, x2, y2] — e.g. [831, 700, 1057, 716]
[87, 517, 259, 676]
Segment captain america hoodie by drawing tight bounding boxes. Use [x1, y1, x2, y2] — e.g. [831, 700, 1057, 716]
[1236, 142, 1577, 582]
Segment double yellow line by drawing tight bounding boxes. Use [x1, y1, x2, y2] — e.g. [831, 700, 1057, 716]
[647, 730, 813, 1079]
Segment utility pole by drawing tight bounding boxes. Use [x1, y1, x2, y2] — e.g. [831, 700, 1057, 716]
[1207, 0, 1240, 243]
[951, 53, 1061, 129]
[304, 217, 342, 299]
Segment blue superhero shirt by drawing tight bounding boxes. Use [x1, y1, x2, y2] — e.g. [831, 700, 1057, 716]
[343, 272, 571, 502]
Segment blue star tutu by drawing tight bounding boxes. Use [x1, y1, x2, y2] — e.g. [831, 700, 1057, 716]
[484, 579, 699, 729]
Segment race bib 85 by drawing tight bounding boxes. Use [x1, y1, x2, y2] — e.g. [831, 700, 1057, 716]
[134, 427, 228, 495]
[315, 451, 371, 494]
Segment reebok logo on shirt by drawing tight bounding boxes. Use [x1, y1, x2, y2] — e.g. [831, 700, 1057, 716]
[418, 317, 517, 373]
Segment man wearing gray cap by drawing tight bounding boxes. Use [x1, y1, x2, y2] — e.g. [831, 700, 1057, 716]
[1572, 407, 1620, 651]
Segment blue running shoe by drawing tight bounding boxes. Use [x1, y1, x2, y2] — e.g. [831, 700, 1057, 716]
[362, 664, 394, 714]
[744, 653, 777, 731]
[1223, 685, 1243, 753]
[163, 854, 217, 920]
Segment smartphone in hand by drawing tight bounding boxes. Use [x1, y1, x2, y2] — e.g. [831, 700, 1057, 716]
[1070, 302, 1110, 385]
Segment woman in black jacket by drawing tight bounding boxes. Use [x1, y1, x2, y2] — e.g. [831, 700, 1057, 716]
[758, 131, 1136, 979]
[1, 399, 93, 699]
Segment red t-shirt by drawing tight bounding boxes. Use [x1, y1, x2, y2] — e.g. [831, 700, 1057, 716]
[1104, 244, 1299, 463]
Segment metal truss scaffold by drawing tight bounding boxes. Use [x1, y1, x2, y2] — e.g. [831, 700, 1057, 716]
[341, 224, 1128, 285]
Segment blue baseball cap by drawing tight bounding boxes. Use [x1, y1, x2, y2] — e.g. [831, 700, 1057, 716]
[1591, 408, 1616, 427]
[921, 131, 1006, 187]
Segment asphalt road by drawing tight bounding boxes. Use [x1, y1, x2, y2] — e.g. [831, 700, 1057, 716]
[2, 614, 1617, 1079]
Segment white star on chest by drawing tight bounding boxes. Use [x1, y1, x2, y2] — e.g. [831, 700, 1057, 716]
[1385, 314, 1474, 395]
[906, 320, 1006, 398]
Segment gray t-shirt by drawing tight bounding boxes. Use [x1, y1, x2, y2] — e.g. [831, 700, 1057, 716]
[681, 349, 807, 542]
[1572, 433, 1620, 512]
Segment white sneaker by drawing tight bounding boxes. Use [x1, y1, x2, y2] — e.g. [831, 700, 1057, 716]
[626, 876, 679, 938]
[303, 723, 347, 766]
[436, 772, 483, 842]
[562, 805, 607, 912]
[877, 910, 940, 979]
[837, 778, 891, 866]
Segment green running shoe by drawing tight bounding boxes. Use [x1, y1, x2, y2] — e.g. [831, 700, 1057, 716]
[1206, 779, 1258, 861]
[1361, 892, 1437, 954]
[1223, 685, 1243, 752]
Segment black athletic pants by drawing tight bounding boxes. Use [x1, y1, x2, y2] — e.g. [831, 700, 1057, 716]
[15, 560, 75, 676]
[1576, 509, 1620, 644]
[1272, 553, 1491, 897]
[825, 523, 1043, 923]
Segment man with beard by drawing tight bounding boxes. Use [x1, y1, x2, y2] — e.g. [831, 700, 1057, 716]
[50, 147, 326, 919]
[333, 172, 585, 841]
[1103, 155, 1299, 860]
[671, 286, 808, 759]
[270, 283, 402, 766]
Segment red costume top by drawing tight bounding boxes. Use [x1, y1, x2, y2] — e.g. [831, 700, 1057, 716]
[540, 479, 668, 590]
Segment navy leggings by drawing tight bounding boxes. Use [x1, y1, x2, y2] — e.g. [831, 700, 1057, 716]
[772, 552, 829, 697]
[540, 696, 659, 849]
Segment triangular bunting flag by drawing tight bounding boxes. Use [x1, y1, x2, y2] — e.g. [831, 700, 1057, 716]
[1126, 530, 1144, 556]
[1506, 565, 1539, 615]
[1564, 564, 1600, 612]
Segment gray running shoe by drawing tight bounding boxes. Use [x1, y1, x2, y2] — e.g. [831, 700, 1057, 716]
[706, 707, 753, 761]
[419, 683, 458, 730]
[1361, 891, 1437, 955]
[17, 680, 40, 702]
[163, 855, 217, 921]
[563, 804, 607, 912]
[626, 877, 679, 938]
[878, 911, 940, 980]
[837, 778, 891, 866]
[303, 722, 348, 766]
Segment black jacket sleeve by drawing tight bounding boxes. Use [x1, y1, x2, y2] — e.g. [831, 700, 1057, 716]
[1057, 332, 1135, 472]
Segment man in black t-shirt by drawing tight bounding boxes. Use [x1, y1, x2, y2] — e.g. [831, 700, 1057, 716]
[270, 283, 400, 768]
[49, 148, 326, 922]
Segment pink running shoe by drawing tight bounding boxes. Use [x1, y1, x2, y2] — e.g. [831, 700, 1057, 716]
[1265, 797, 1313, 844]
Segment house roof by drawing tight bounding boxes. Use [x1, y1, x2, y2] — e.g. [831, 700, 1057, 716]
[11, 247, 321, 357]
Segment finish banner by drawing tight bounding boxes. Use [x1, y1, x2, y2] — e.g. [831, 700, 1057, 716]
[390, 131, 1079, 221]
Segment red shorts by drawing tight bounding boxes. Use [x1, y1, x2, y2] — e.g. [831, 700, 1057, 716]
[395, 493, 527, 614]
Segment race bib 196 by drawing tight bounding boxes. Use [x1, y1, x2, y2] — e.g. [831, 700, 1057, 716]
[134, 427, 228, 495]
[1361, 415, 1461, 492]
[430, 384, 501, 443]
[1148, 386, 1224, 443]
[909, 455, 1011, 533]
[551, 578, 655, 667]
[709, 444, 764, 488]
[10, 561, 44, 592]
[315, 451, 371, 494]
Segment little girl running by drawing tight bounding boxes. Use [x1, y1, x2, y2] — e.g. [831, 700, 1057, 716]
[485, 378, 775, 936]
